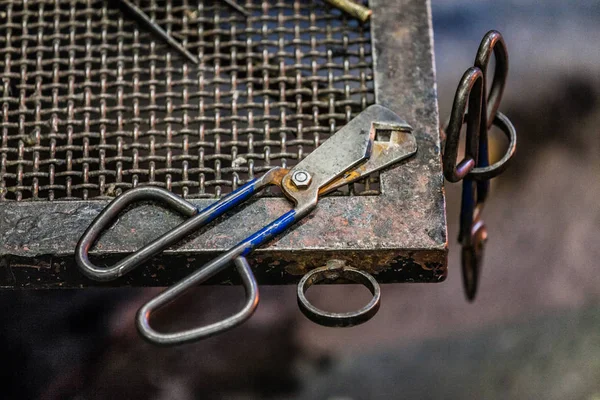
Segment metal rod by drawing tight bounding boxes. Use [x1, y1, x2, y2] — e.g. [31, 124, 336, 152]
[118, 0, 199, 65]
[324, 0, 372, 23]
[223, 0, 250, 17]
[76, 179, 261, 281]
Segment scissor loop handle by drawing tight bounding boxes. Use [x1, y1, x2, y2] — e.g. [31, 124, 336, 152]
[443, 67, 484, 183]
[297, 264, 381, 327]
[475, 30, 508, 131]
[443, 31, 512, 183]
[75, 167, 310, 345]
[137, 256, 259, 346]
[76, 186, 198, 281]
[76, 170, 284, 283]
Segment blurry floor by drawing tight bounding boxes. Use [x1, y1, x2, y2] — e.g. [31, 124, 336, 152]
[2, 1, 600, 399]
[290, 304, 600, 400]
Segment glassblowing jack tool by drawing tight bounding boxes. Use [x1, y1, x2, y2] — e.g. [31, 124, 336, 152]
[76, 105, 417, 345]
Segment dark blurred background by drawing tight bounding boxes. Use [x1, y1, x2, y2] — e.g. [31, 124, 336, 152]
[2, 1, 600, 399]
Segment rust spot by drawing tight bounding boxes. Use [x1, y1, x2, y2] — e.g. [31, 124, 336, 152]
[319, 169, 362, 194]
[266, 249, 445, 279]
[268, 168, 290, 185]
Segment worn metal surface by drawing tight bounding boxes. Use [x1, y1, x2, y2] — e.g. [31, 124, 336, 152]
[0, 0, 376, 201]
[0, 0, 447, 288]
[117, 0, 200, 64]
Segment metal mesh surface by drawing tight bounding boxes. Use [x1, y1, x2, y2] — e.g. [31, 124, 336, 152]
[0, 0, 375, 201]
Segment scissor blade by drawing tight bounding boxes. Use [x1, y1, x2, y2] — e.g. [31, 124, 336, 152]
[289, 105, 391, 192]
[319, 116, 417, 196]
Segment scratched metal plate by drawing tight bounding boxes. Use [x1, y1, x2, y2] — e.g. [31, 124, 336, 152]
[0, 0, 447, 288]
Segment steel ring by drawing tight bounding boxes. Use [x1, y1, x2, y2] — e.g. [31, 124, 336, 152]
[297, 265, 381, 327]
[468, 112, 517, 181]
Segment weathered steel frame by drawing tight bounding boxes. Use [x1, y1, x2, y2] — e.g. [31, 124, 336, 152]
[0, 0, 447, 288]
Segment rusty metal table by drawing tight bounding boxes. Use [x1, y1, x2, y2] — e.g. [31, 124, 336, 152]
[0, 0, 446, 288]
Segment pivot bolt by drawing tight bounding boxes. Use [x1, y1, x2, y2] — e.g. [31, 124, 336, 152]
[291, 170, 312, 189]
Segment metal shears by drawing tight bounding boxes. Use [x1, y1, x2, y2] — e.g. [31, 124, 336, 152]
[75, 104, 417, 345]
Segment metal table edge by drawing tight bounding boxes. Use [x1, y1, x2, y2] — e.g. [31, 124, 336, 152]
[0, 0, 448, 288]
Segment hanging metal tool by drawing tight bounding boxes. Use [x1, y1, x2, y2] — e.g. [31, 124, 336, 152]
[117, 0, 249, 65]
[75, 104, 417, 345]
[442, 30, 517, 301]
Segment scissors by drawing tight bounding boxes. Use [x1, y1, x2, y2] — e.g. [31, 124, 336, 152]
[75, 104, 417, 345]
[442, 30, 517, 301]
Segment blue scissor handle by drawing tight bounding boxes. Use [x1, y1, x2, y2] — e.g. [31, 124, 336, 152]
[137, 255, 260, 345]
[75, 166, 308, 344]
[76, 168, 284, 282]
[135, 208, 301, 345]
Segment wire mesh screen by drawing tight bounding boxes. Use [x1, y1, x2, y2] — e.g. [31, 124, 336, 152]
[0, 0, 375, 201]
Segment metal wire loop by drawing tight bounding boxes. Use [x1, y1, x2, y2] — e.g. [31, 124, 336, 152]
[75, 167, 297, 345]
[443, 67, 484, 183]
[297, 263, 381, 327]
[137, 256, 259, 345]
[75, 186, 199, 281]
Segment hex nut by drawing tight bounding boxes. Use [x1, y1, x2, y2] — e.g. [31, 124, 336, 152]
[291, 170, 312, 189]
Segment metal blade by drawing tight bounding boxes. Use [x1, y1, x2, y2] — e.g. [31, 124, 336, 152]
[289, 105, 389, 193]
[319, 118, 417, 195]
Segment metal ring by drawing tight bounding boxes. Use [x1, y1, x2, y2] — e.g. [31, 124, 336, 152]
[297, 265, 381, 327]
[467, 112, 517, 181]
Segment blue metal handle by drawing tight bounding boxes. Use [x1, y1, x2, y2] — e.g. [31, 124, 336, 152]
[75, 166, 307, 345]
[76, 177, 269, 281]
[136, 210, 306, 346]
[135, 208, 308, 345]
[240, 209, 298, 256]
